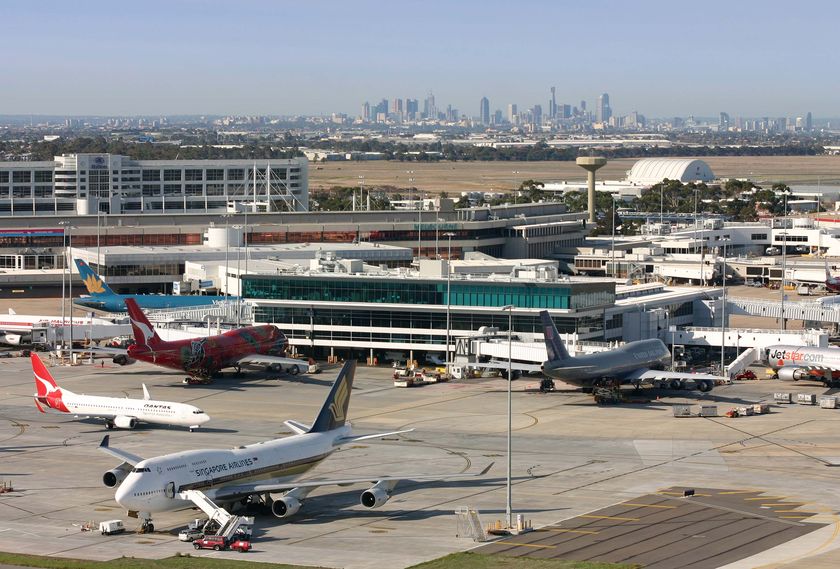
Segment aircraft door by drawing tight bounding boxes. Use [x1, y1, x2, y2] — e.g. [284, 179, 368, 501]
[165, 481, 175, 499]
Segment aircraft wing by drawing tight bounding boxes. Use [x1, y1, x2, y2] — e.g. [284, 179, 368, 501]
[622, 368, 725, 383]
[213, 462, 494, 501]
[235, 355, 310, 369]
[97, 435, 144, 466]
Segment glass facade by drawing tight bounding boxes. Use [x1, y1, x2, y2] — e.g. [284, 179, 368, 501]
[254, 306, 604, 339]
[243, 276, 614, 311]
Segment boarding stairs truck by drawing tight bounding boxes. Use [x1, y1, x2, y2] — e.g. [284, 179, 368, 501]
[179, 490, 253, 540]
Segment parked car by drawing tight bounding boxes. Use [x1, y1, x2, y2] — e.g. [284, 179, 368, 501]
[193, 535, 227, 551]
[178, 527, 203, 542]
[734, 370, 757, 381]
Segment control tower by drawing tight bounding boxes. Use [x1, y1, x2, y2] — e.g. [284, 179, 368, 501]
[576, 156, 607, 223]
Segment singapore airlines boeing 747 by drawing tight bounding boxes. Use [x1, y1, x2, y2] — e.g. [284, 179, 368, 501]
[98, 360, 490, 532]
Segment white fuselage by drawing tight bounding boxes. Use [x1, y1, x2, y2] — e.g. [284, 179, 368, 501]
[0, 314, 112, 333]
[764, 345, 840, 371]
[115, 425, 350, 513]
[58, 391, 209, 429]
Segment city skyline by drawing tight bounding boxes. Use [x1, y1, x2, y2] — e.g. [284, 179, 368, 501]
[2, 0, 838, 117]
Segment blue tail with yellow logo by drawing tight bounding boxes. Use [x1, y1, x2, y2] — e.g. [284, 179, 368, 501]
[74, 259, 117, 297]
[309, 360, 355, 433]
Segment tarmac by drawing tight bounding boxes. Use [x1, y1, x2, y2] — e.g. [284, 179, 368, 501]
[2, 356, 840, 568]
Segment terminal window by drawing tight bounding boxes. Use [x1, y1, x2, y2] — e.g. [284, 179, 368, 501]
[12, 171, 31, 183]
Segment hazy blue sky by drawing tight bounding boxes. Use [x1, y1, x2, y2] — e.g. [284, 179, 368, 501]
[3, 0, 838, 117]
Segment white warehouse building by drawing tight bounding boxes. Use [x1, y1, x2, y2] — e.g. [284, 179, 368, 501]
[626, 158, 715, 185]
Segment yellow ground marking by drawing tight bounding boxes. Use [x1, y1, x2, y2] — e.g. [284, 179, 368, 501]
[780, 515, 810, 519]
[762, 503, 804, 507]
[745, 496, 787, 501]
[622, 503, 677, 509]
[544, 528, 600, 535]
[498, 541, 556, 549]
[580, 515, 640, 521]
[776, 510, 816, 514]
[658, 491, 711, 497]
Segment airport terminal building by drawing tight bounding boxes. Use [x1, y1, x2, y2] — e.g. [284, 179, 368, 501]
[0, 153, 309, 216]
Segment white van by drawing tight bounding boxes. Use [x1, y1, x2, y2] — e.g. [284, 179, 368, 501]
[99, 520, 125, 535]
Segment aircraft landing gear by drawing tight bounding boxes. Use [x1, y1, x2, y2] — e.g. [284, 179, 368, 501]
[105, 420, 115, 430]
[593, 377, 622, 405]
[539, 378, 555, 393]
[139, 514, 154, 533]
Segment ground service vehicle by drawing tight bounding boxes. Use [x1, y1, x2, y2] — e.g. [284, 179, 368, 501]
[99, 520, 125, 535]
[193, 535, 227, 551]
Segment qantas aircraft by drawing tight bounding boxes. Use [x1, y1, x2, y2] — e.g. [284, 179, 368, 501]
[0, 308, 114, 346]
[540, 311, 720, 393]
[73, 259, 233, 313]
[123, 298, 305, 381]
[98, 360, 490, 532]
[32, 353, 210, 431]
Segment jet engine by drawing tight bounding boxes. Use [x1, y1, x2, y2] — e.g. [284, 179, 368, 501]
[0, 333, 23, 346]
[103, 467, 130, 488]
[271, 495, 302, 518]
[361, 482, 392, 509]
[778, 368, 812, 382]
[113, 416, 138, 429]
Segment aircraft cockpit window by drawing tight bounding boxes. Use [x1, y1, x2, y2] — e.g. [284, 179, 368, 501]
[132, 467, 151, 473]
[193, 410, 204, 414]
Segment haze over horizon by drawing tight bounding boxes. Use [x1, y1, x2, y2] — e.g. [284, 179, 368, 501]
[3, 0, 837, 118]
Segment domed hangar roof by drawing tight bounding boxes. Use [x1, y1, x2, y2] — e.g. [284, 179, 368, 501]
[627, 158, 715, 185]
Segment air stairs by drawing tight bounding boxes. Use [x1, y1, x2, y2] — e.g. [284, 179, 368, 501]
[179, 490, 253, 540]
[455, 506, 487, 542]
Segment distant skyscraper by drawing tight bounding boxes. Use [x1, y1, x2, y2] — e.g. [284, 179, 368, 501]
[580, 100, 586, 111]
[423, 92, 436, 120]
[507, 103, 517, 123]
[719, 112, 730, 130]
[596, 93, 611, 123]
[549, 86, 556, 119]
[560, 104, 571, 119]
[806, 111, 813, 131]
[479, 97, 490, 125]
[532, 105, 542, 128]
[406, 98, 418, 120]
[493, 109, 503, 125]
[362, 101, 370, 122]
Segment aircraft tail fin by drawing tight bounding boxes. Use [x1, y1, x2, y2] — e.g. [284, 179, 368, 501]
[125, 298, 164, 349]
[539, 310, 571, 362]
[74, 259, 116, 297]
[308, 360, 355, 433]
[31, 353, 71, 411]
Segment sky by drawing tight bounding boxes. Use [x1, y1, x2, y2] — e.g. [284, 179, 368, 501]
[2, 0, 839, 118]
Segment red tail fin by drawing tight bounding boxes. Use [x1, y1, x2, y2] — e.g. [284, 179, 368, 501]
[125, 298, 163, 348]
[32, 353, 58, 397]
[31, 353, 69, 412]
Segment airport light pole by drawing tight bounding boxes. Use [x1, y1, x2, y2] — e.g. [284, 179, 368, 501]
[501, 303, 514, 529]
[610, 195, 616, 278]
[234, 225, 242, 327]
[720, 238, 729, 377]
[59, 221, 69, 355]
[444, 232, 455, 376]
[222, 213, 232, 298]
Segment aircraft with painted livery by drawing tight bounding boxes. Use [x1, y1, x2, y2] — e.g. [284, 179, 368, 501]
[73, 259, 234, 313]
[122, 298, 306, 381]
[540, 311, 719, 392]
[32, 353, 210, 431]
[0, 308, 115, 346]
[98, 360, 491, 532]
[763, 345, 840, 386]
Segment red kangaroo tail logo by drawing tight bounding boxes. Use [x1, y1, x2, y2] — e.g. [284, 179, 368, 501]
[31, 353, 69, 413]
[124, 298, 163, 349]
